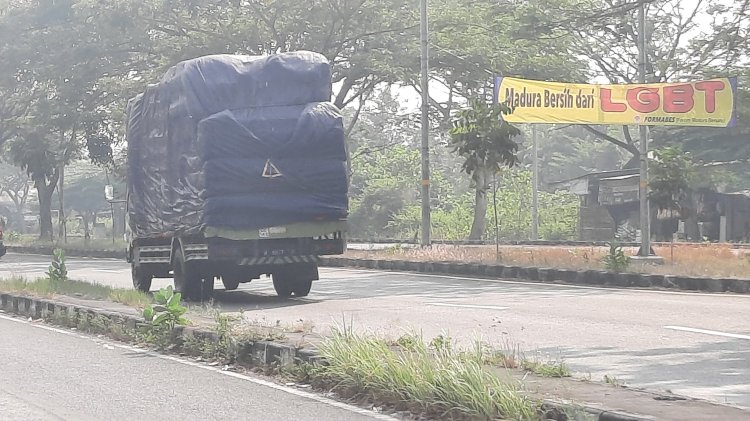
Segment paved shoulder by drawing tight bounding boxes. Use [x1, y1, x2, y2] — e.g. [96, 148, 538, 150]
[0, 316, 384, 421]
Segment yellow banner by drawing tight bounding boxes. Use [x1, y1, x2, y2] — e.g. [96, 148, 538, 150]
[493, 77, 737, 127]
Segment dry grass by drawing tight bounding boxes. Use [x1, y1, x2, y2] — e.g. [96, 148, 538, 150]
[345, 243, 750, 279]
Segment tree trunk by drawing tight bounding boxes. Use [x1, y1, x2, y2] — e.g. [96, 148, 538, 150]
[58, 164, 66, 243]
[14, 204, 25, 234]
[469, 168, 490, 241]
[34, 171, 58, 242]
[82, 212, 92, 245]
[112, 203, 126, 239]
[36, 180, 54, 241]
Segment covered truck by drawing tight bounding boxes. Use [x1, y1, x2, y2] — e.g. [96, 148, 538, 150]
[125, 51, 348, 301]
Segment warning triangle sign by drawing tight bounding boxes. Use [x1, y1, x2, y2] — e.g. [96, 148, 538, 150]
[262, 159, 283, 178]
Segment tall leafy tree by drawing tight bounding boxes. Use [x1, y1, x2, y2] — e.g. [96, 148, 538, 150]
[450, 100, 521, 240]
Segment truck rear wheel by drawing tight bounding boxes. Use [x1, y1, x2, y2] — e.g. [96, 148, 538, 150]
[131, 263, 153, 293]
[272, 264, 316, 298]
[221, 277, 241, 291]
[173, 248, 213, 301]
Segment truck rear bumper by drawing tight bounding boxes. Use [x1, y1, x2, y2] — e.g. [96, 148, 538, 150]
[237, 255, 320, 265]
[207, 236, 343, 261]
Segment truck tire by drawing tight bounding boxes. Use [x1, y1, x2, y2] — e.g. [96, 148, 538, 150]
[272, 265, 314, 298]
[221, 277, 241, 291]
[173, 248, 213, 301]
[131, 263, 153, 293]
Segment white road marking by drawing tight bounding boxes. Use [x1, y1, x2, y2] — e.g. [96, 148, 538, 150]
[664, 325, 750, 340]
[334, 267, 750, 299]
[427, 303, 509, 311]
[0, 314, 397, 420]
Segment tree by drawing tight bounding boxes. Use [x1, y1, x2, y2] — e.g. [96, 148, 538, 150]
[649, 146, 695, 216]
[65, 175, 114, 242]
[450, 100, 521, 240]
[0, 0, 154, 238]
[0, 163, 31, 233]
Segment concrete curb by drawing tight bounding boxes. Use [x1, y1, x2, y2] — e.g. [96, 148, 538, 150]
[348, 238, 750, 249]
[320, 257, 750, 294]
[540, 401, 648, 421]
[0, 291, 299, 368]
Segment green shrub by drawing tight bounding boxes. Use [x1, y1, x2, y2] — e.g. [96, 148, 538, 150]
[602, 242, 630, 272]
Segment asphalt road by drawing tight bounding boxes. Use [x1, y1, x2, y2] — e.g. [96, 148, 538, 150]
[0, 314, 392, 421]
[2, 253, 750, 410]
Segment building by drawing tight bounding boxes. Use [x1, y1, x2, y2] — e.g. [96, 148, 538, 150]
[550, 170, 750, 242]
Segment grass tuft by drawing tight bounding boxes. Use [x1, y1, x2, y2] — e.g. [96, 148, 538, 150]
[310, 328, 538, 420]
[522, 359, 572, 378]
[0, 276, 151, 308]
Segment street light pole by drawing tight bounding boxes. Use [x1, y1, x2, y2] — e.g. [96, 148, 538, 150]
[637, 1, 651, 256]
[420, 0, 431, 247]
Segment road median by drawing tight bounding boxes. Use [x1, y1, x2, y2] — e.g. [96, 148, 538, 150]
[1, 289, 747, 420]
[319, 256, 750, 294]
[8, 245, 750, 294]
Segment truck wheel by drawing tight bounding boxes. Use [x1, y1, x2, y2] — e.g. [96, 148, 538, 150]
[272, 270, 313, 298]
[173, 249, 213, 301]
[221, 277, 240, 291]
[131, 264, 153, 293]
[291, 278, 312, 297]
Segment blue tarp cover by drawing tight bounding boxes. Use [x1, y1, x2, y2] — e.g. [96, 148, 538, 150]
[126, 52, 347, 237]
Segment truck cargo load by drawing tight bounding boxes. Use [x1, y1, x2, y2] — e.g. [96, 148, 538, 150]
[127, 52, 347, 237]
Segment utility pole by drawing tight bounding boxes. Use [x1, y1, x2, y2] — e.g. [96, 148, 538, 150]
[637, 1, 651, 256]
[420, 0, 431, 247]
[531, 125, 539, 240]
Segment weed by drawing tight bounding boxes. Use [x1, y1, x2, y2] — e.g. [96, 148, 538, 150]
[430, 333, 453, 353]
[601, 242, 631, 273]
[522, 359, 571, 378]
[393, 333, 423, 351]
[603, 375, 624, 387]
[47, 249, 68, 284]
[474, 341, 521, 369]
[143, 286, 188, 330]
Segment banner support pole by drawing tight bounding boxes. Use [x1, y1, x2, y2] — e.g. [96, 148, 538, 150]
[637, 0, 652, 256]
[531, 125, 539, 240]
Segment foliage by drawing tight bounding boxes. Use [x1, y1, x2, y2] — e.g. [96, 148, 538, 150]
[649, 147, 695, 214]
[143, 286, 188, 330]
[5, 231, 21, 242]
[602, 242, 630, 273]
[450, 100, 521, 181]
[364, 170, 579, 241]
[47, 249, 68, 284]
